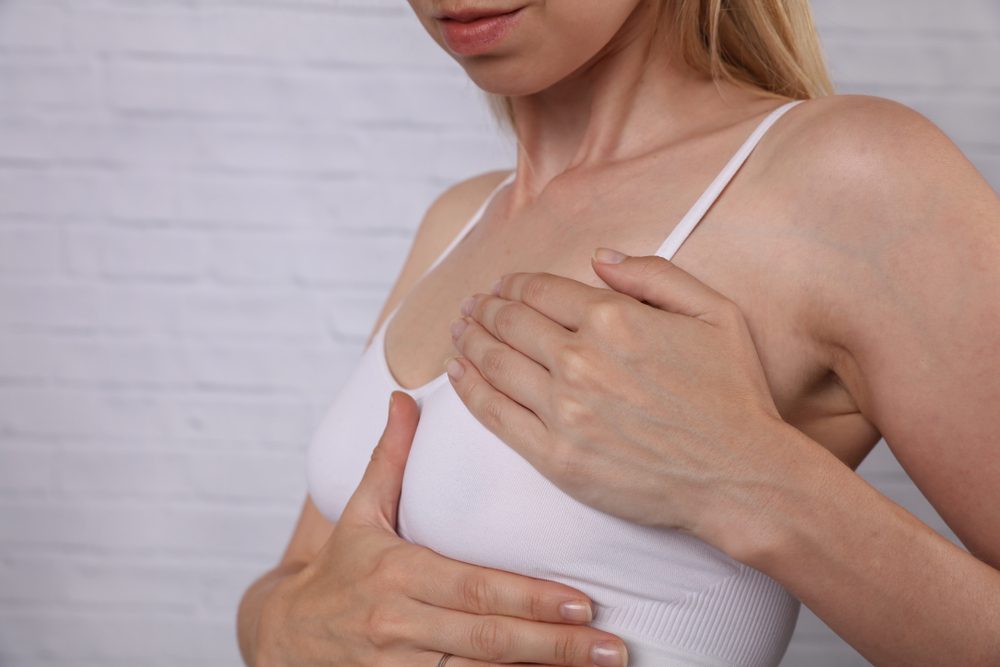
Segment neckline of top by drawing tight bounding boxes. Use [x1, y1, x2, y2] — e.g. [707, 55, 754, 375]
[375, 170, 516, 399]
[375, 99, 804, 399]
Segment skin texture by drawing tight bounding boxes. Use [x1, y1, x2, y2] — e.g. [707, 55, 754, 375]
[446, 255, 791, 533]
[238, 175, 632, 667]
[252, 392, 629, 667]
[239, 0, 1000, 665]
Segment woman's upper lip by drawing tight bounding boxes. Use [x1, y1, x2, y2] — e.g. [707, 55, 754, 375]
[434, 5, 523, 22]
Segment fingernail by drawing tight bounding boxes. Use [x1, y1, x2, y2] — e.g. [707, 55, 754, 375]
[490, 277, 503, 295]
[593, 247, 627, 264]
[591, 641, 628, 667]
[444, 357, 464, 380]
[388, 392, 395, 411]
[459, 295, 477, 315]
[558, 600, 593, 623]
[449, 317, 467, 340]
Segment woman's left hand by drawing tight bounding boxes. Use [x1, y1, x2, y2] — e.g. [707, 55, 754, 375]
[445, 247, 799, 542]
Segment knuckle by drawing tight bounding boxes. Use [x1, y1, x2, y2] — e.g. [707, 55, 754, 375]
[583, 297, 626, 334]
[459, 573, 497, 613]
[636, 258, 668, 282]
[555, 345, 593, 387]
[552, 631, 582, 664]
[371, 545, 409, 589]
[480, 347, 507, 379]
[552, 393, 588, 427]
[524, 589, 546, 621]
[492, 302, 519, 340]
[481, 396, 506, 431]
[365, 602, 408, 648]
[469, 618, 512, 661]
[521, 274, 550, 305]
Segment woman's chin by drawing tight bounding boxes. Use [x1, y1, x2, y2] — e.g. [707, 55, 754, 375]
[463, 68, 558, 98]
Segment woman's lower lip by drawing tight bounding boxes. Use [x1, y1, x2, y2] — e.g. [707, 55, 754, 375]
[438, 8, 524, 56]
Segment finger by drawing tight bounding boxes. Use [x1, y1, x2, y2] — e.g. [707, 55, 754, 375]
[416, 653, 565, 667]
[412, 600, 629, 667]
[403, 542, 594, 626]
[464, 293, 572, 371]
[340, 390, 419, 532]
[445, 355, 550, 464]
[493, 271, 605, 331]
[591, 248, 734, 324]
[451, 314, 550, 416]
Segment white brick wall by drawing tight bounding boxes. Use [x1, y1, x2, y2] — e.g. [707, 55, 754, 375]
[0, 1, 995, 665]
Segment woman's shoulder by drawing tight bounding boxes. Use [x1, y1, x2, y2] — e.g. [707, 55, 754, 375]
[365, 169, 513, 342]
[403, 168, 513, 273]
[423, 168, 514, 240]
[758, 92, 997, 254]
[765, 93, 991, 209]
[763, 93, 1000, 407]
[772, 93, 948, 157]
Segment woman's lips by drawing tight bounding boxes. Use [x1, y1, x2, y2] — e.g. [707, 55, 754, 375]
[437, 7, 525, 56]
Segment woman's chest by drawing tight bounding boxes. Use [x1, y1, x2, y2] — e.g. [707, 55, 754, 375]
[385, 181, 880, 468]
[305, 343, 801, 661]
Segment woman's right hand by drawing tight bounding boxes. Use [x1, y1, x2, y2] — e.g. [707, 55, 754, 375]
[254, 390, 629, 667]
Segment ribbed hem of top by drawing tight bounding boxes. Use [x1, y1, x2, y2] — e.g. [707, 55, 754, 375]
[592, 564, 800, 667]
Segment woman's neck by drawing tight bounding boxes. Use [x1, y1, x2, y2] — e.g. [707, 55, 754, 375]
[505, 6, 758, 208]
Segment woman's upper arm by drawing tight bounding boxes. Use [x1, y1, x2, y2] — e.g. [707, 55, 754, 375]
[790, 95, 1000, 568]
[277, 168, 515, 568]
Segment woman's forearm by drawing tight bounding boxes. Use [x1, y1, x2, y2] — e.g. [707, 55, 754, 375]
[237, 561, 307, 667]
[708, 420, 1000, 666]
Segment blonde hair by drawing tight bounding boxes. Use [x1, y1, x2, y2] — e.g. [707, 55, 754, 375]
[484, 0, 833, 133]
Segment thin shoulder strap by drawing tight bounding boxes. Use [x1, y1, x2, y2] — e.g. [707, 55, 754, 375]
[655, 99, 804, 260]
[419, 170, 516, 281]
[372, 169, 516, 338]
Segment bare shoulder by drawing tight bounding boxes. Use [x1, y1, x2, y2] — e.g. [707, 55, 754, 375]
[420, 169, 515, 249]
[764, 94, 1000, 564]
[366, 169, 514, 342]
[761, 93, 1000, 340]
[753, 94, 999, 348]
[766, 93, 997, 225]
[771, 93, 961, 159]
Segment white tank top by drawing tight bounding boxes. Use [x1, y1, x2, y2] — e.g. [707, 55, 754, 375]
[307, 100, 804, 666]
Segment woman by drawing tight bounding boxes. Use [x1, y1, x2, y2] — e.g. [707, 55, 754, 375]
[238, 1, 1000, 665]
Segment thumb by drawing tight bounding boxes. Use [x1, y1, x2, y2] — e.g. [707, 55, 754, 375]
[590, 247, 731, 322]
[340, 390, 420, 532]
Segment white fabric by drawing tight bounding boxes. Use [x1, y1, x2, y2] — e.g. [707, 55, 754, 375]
[306, 100, 804, 666]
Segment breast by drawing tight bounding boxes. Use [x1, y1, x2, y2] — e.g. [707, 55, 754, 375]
[307, 349, 801, 666]
[305, 345, 395, 521]
[398, 384, 740, 595]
